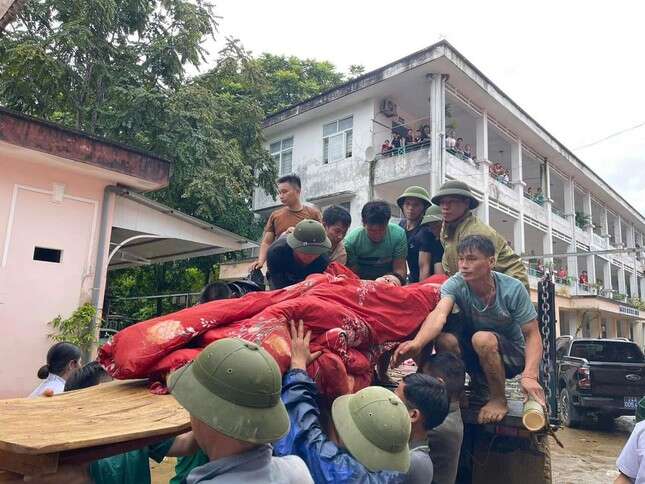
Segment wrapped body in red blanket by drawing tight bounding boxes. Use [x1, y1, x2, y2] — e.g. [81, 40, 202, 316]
[99, 263, 447, 397]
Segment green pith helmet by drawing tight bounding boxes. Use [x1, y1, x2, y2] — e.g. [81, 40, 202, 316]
[331, 386, 411, 473]
[421, 204, 443, 224]
[286, 219, 332, 255]
[430, 180, 479, 209]
[397, 186, 432, 211]
[168, 338, 289, 444]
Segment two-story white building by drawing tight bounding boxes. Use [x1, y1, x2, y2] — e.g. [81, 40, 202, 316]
[253, 41, 645, 344]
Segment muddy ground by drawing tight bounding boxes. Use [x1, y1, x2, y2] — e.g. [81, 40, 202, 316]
[151, 420, 631, 483]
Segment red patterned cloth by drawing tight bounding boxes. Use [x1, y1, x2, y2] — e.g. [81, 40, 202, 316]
[99, 263, 446, 397]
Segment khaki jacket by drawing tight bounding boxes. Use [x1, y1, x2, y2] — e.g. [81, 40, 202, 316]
[441, 212, 529, 288]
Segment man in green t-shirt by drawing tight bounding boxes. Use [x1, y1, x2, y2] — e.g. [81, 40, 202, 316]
[344, 200, 408, 280]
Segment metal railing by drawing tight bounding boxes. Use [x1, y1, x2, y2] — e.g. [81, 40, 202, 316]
[375, 140, 431, 160]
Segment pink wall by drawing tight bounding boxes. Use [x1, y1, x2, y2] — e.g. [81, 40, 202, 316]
[0, 157, 110, 398]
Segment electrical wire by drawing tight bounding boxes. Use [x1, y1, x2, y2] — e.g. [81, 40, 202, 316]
[574, 121, 645, 150]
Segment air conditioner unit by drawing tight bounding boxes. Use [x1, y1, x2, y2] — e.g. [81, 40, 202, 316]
[380, 99, 397, 117]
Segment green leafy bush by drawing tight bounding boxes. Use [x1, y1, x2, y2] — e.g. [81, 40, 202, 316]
[49, 303, 97, 354]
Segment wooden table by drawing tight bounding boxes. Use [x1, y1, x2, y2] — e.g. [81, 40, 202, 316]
[0, 380, 190, 478]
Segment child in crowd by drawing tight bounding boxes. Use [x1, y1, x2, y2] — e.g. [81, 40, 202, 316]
[420, 351, 466, 484]
[30, 342, 82, 397]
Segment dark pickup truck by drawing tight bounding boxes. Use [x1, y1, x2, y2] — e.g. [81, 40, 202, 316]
[556, 335, 645, 426]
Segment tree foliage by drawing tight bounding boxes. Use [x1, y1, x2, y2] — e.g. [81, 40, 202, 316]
[0, 2, 351, 321]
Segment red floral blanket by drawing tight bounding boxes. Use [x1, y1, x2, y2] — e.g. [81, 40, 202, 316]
[99, 263, 446, 397]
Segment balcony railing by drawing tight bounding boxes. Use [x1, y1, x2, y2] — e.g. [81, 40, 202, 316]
[551, 205, 565, 218]
[375, 140, 430, 160]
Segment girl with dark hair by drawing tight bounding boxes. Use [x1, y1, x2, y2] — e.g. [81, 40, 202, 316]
[29, 342, 81, 397]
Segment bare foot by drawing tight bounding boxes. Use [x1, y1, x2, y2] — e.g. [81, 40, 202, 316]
[477, 397, 508, 424]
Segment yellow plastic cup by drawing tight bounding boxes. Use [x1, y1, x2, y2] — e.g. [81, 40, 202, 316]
[522, 399, 546, 431]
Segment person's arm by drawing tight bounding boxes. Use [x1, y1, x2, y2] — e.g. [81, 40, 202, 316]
[614, 472, 633, 484]
[392, 257, 407, 280]
[433, 262, 445, 275]
[392, 228, 408, 280]
[166, 431, 199, 457]
[418, 251, 432, 281]
[520, 320, 546, 405]
[252, 230, 275, 270]
[392, 297, 454, 366]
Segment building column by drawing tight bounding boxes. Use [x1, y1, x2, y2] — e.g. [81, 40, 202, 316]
[587, 254, 597, 288]
[615, 215, 623, 247]
[584, 192, 594, 242]
[511, 139, 525, 254]
[601, 205, 610, 248]
[629, 269, 638, 298]
[476, 111, 490, 224]
[604, 260, 613, 292]
[543, 163, 553, 265]
[618, 266, 627, 295]
[640, 276, 645, 300]
[428, 73, 447, 197]
[564, 176, 578, 282]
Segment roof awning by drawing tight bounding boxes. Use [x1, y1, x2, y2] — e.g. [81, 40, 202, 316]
[108, 191, 257, 270]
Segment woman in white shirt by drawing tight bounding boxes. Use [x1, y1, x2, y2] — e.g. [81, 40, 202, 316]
[29, 342, 82, 397]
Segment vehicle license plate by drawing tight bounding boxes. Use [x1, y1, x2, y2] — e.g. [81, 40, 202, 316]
[625, 396, 639, 409]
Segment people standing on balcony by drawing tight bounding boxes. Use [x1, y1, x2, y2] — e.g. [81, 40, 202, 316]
[405, 128, 415, 145]
[266, 220, 331, 290]
[526, 187, 533, 199]
[381, 139, 392, 155]
[322, 205, 351, 265]
[579, 270, 589, 285]
[463, 144, 474, 161]
[391, 133, 403, 150]
[430, 180, 529, 289]
[533, 187, 545, 205]
[445, 131, 456, 150]
[414, 129, 423, 143]
[396, 186, 442, 283]
[344, 201, 408, 281]
[455, 138, 464, 153]
[251, 175, 322, 272]
[392, 235, 545, 425]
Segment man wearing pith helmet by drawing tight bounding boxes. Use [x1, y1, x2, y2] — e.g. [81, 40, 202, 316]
[168, 338, 314, 483]
[266, 219, 331, 289]
[397, 186, 445, 282]
[431, 180, 528, 288]
[274, 320, 411, 483]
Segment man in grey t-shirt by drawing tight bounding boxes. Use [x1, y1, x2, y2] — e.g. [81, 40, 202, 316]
[394, 235, 545, 425]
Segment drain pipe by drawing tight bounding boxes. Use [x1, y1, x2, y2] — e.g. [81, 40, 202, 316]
[87, 185, 122, 361]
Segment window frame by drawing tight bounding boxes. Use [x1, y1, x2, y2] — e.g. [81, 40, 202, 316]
[270, 136, 294, 176]
[322, 115, 353, 164]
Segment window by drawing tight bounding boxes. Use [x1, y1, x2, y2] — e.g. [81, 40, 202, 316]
[33, 247, 62, 263]
[270, 137, 293, 175]
[323, 116, 353, 163]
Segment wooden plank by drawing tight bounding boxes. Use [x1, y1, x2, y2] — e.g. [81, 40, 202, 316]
[0, 380, 190, 455]
[0, 449, 58, 475]
[0, 470, 24, 483]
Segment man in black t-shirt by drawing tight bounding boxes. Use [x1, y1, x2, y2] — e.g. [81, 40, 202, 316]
[397, 186, 444, 283]
[417, 205, 445, 280]
[267, 220, 331, 290]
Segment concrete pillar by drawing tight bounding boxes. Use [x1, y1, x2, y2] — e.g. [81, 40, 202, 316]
[587, 254, 597, 287]
[615, 215, 623, 247]
[640, 277, 645, 300]
[511, 139, 525, 253]
[601, 206, 610, 248]
[607, 318, 618, 339]
[543, 163, 553, 265]
[618, 267, 627, 295]
[604, 260, 613, 291]
[476, 112, 490, 223]
[428, 74, 447, 196]
[564, 176, 578, 283]
[584, 192, 594, 242]
[629, 269, 638, 298]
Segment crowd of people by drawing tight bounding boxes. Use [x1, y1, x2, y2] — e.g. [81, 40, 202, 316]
[381, 125, 431, 157]
[27, 174, 547, 484]
[489, 162, 511, 186]
[444, 133, 475, 165]
[525, 186, 545, 205]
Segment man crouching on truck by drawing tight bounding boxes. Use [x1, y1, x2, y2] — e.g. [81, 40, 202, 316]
[393, 234, 545, 423]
